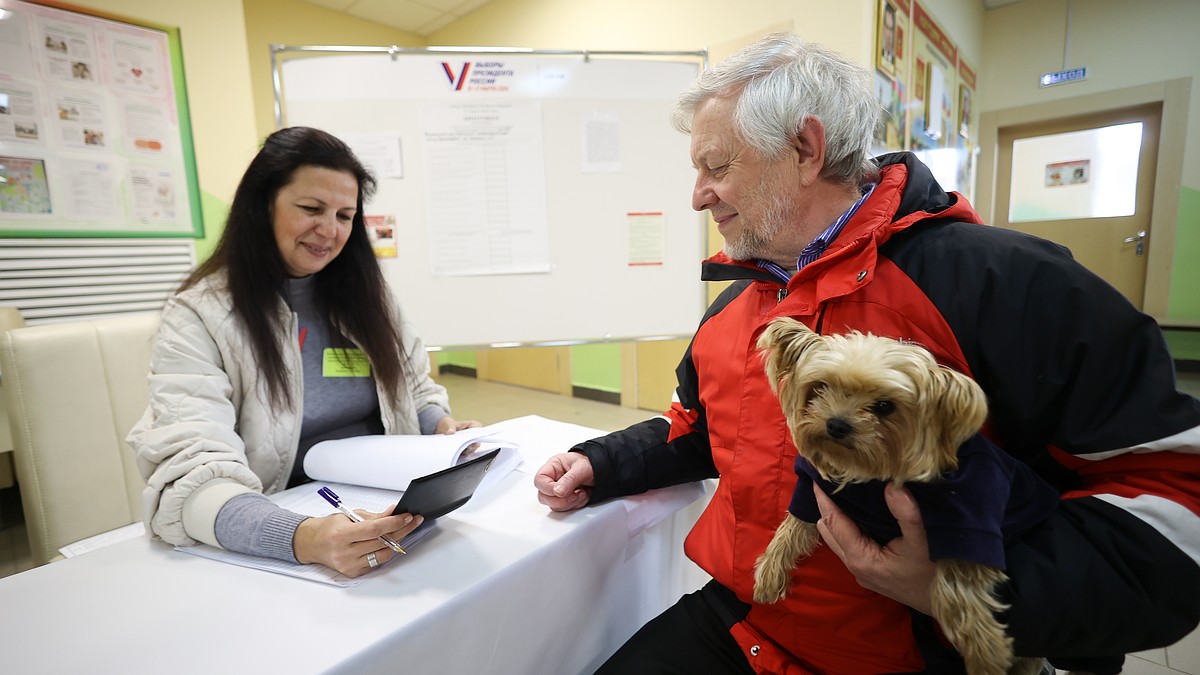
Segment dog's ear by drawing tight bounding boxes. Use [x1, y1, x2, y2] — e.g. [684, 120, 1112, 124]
[927, 367, 989, 450]
[757, 317, 825, 393]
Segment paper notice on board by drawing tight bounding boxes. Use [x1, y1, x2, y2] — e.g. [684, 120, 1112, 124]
[582, 111, 621, 173]
[342, 132, 404, 179]
[0, 79, 43, 143]
[926, 63, 946, 141]
[53, 90, 108, 149]
[38, 18, 98, 85]
[129, 164, 178, 223]
[627, 212, 665, 266]
[0, 11, 36, 76]
[421, 101, 550, 277]
[122, 101, 169, 154]
[61, 157, 119, 219]
[109, 33, 166, 95]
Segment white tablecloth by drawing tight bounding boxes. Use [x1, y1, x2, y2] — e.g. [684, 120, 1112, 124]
[0, 416, 713, 674]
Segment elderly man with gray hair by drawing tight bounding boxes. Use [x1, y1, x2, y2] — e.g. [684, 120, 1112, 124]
[534, 33, 1200, 675]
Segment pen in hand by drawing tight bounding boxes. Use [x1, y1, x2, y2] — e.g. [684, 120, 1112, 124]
[317, 486, 407, 555]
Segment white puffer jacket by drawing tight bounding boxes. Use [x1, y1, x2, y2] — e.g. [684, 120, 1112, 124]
[128, 272, 450, 547]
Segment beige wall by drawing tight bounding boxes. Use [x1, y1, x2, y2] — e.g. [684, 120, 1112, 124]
[919, 0, 985, 69]
[431, 0, 872, 67]
[983, 0, 1200, 189]
[430, 0, 979, 78]
[241, 0, 425, 141]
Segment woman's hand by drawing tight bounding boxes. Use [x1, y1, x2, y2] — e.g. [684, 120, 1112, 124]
[293, 509, 424, 578]
[814, 482, 937, 614]
[435, 416, 482, 434]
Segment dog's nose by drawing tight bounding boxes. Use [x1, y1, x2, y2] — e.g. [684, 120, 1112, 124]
[826, 418, 852, 439]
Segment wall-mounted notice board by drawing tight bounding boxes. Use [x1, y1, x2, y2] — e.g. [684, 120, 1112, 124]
[274, 46, 707, 348]
[0, 0, 202, 238]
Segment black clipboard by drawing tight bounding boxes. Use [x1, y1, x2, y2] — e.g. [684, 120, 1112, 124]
[390, 448, 501, 519]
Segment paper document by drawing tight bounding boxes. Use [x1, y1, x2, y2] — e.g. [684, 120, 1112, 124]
[303, 426, 522, 496]
[174, 483, 435, 588]
[59, 522, 146, 558]
[480, 414, 616, 471]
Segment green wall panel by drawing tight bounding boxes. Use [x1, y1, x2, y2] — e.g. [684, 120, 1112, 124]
[570, 343, 621, 393]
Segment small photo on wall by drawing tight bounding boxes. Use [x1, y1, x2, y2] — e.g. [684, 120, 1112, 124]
[365, 214, 397, 258]
[876, 0, 899, 78]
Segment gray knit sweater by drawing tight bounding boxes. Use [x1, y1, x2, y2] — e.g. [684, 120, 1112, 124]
[213, 276, 445, 562]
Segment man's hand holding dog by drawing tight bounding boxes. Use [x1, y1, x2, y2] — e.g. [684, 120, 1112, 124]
[535, 452, 594, 511]
[815, 482, 937, 615]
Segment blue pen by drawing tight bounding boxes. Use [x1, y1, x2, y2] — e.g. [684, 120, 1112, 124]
[318, 486, 406, 555]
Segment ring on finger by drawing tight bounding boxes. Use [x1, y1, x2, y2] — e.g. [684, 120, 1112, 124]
[366, 551, 379, 568]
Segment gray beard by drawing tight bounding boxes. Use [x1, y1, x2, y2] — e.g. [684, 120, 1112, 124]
[722, 187, 790, 262]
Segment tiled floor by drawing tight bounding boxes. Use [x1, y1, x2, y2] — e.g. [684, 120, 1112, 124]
[2, 372, 1199, 673]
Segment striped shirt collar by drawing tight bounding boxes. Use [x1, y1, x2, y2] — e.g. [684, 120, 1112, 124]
[757, 183, 876, 283]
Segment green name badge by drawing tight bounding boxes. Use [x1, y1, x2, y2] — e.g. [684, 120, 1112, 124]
[323, 348, 371, 377]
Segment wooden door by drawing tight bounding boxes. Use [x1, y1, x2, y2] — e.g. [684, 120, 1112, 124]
[994, 103, 1161, 309]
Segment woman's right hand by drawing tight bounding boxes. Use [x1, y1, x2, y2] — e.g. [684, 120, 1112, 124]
[293, 509, 424, 578]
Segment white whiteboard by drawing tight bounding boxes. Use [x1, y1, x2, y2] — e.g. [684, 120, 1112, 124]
[277, 49, 706, 348]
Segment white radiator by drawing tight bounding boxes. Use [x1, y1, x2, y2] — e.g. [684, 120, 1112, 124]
[0, 238, 194, 324]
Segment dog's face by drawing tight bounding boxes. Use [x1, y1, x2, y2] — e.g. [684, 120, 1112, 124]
[757, 317, 987, 485]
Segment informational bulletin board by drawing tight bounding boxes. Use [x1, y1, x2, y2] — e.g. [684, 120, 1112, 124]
[870, 0, 978, 199]
[910, 3, 958, 152]
[872, 0, 912, 153]
[0, 0, 202, 238]
[275, 47, 707, 348]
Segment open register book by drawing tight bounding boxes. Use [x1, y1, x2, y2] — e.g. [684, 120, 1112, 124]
[173, 426, 521, 587]
[302, 426, 522, 497]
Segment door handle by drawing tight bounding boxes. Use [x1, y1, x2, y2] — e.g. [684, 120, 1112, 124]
[1122, 230, 1146, 256]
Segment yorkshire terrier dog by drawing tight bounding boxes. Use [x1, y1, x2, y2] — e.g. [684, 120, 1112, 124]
[752, 317, 1058, 675]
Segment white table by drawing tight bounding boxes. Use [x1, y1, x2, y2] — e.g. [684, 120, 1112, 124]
[0, 416, 713, 674]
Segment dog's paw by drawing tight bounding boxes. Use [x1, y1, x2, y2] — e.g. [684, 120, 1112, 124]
[753, 516, 817, 604]
[931, 560, 1015, 675]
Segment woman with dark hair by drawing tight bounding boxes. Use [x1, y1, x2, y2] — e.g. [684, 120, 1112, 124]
[130, 127, 478, 577]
